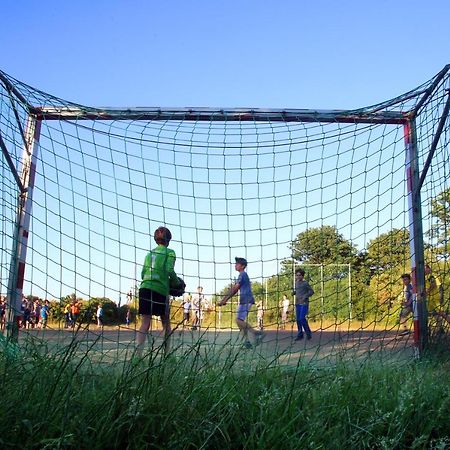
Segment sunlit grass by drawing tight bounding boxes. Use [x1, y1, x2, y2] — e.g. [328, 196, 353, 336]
[0, 336, 449, 449]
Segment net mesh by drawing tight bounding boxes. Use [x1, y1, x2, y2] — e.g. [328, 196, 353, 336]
[1, 67, 449, 366]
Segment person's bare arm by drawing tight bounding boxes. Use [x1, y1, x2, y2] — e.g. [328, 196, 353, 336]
[218, 284, 240, 306]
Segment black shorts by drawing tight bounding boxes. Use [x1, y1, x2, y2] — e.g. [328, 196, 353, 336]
[139, 288, 168, 317]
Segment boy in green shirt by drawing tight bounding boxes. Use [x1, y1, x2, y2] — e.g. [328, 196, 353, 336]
[136, 226, 179, 355]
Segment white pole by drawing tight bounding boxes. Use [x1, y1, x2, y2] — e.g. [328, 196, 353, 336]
[5, 117, 41, 341]
[292, 259, 296, 294]
[320, 264, 324, 317]
[348, 263, 352, 321]
[265, 278, 268, 309]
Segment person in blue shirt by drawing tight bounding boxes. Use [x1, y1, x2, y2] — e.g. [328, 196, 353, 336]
[40, 300, 50, 329]
[218, 257, 263, 349]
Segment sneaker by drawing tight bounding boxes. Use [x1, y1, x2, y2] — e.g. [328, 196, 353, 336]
[295, 334, 304, 341]
[255, 331, 265, 345]
[306, 334, 312, 340]
[398, 329, 411, 336]
[243, 341, 253, 349]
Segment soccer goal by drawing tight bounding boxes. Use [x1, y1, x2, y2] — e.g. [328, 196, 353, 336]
[1, 65, 449, 363]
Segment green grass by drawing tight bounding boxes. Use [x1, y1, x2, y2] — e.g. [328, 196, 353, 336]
[0, 337, 449, 449]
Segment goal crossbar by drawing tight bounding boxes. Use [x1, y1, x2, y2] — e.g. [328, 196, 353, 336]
[31, 106, 407, 124]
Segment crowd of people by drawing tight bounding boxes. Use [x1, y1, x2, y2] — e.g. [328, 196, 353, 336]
[181, 285, 215, 331]
[0, 297, 84, 331]
[62, 300, 83, 328]
[0, 295, 133, 332]
[0, 297, 51, 330]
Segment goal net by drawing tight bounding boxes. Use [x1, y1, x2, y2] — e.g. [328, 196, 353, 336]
[1, 66, 449, 365]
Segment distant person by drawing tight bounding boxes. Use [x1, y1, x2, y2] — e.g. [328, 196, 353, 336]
[0, 299, 5, 330]
[256, 300, 264, 331]
[136, 226, 181, 356]
[29, 301, 37, 328]
[182, 293, 191, 326]
[425, 264, 450, 328]
[34, 301, 41, 328]
[96, 304, 104, 329]
[191, 286, 203, 330]
[63, 303, 71, 328]
[71, 300, 81, 327]
[281, 294, 290, 329]
[23, 301, 32, 329]
[20, 299, 26, 329]
[398, 274, 414, 336]
[40, 300, 50, 329]
[293, 269, 314, 341]
[125, 308, 131, 326]
[218, 257, 263, 349]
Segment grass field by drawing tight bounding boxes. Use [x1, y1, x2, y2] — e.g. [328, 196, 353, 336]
[15, 321, 418, 367]
[1, 326, 449, 449]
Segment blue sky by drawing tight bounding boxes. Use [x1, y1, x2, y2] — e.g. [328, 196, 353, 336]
[2, 0, 449, 110]
[1, 1, 449, 301]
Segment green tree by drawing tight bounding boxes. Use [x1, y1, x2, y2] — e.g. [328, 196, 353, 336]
[429, 187, 450, 258]
[368, 268, 405, 324]
[212, 283, 234, 304]
[251, 281, 264, 304]
[367, 228, 410, 272]
[365, 229, 412, 324]
[90, 297, 117, 325]
[289, 225, 357, 264]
